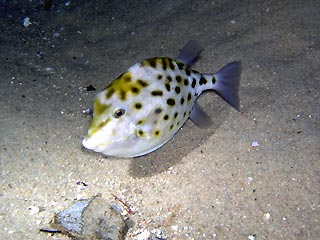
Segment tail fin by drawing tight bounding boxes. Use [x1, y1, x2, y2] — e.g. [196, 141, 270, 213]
[213, 61, 241, 111]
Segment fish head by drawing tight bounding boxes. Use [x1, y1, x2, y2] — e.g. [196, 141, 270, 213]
[82, 70, 151, 157]
[82, 92, 138, 157]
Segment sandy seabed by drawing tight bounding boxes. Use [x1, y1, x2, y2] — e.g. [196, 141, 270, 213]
[0, 0, 319, 239]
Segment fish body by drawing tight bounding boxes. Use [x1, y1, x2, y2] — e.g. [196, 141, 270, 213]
[82, 41, 241, 157]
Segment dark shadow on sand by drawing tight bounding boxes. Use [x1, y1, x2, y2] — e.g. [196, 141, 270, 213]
[128, 84, 273, 178]
[128, 93, 230, 178]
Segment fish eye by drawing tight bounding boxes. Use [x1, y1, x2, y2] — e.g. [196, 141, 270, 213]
[113, 108, 126, 118]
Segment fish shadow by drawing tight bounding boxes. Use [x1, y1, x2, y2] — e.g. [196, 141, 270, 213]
[128, 93, 230, 178]
[128, 85, 271, 178]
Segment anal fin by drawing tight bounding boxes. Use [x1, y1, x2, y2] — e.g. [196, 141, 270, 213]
[190, 100, 212, 128]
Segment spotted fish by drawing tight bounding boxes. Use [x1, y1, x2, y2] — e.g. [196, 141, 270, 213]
[82, 41, 241, 157]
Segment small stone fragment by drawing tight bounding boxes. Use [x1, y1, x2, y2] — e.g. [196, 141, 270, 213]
[23, 17, 32, 27]
[85, 85, 96, 91]
[248, 235, 255, 240]
[51, 196, 128, 239]
[135, 229, 150, 240]
[27, 205, 40, 215]
[263, 212, 271, 221]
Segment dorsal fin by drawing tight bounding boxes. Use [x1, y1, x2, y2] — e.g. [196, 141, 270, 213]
[176, 40, 203, 67]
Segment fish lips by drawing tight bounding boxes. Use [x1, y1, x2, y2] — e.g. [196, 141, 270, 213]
[82, 133, 139, 157]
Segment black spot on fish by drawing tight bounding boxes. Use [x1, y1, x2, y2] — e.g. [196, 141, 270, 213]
[138, 129, 144, 136]
[212, 76, 216, 84]
[131, 87, 139, 94]
[191, 78, 196, 88]
[85, 85, 96, 91]
[137, 79, 149, 87]
[169, 59, 175, 70]
[167, 98, 175, 106]
[167, 76, 172, 82]
[155, 108, 162, 114]
[162, 58, 167, 70]
[177, 62, 184, 70]
[154, 130, 160, 136]
[176, 76, 182, 83]
[183, 112, 187, 117]
[134, 103, 142, 109]
[199, 76, 207, 85]
[120, 89, 126, 100]
[106, 88, 115, 99]
[175, 86, 181, 94]
[180, 98, 185, 105]
[157, 74, 163, 80]
[151, 90, 163, 96]
[137, 120, 144, 125]
[187, 93, 192, 101]
[186, 69, 191, 76]
[184, 79, 189, 86]
[124, 76, 131, 82]
[169, 124, 174, 130]
[165, 83, 171, 92]
[174, 112, 178, 118]
[163, 114, 169, 120]
[148, 58, 157, 68]
[177, 121, 180, 126]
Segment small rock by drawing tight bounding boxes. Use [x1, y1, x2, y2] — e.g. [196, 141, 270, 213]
[27, 205, 40, 215]
[135, 229, 150, 240]
[263, 212, 271, 221]
[85, 85, 96, 91]
[171, 225, 178, 231]
[247, 176, 253, 184]
[23, 17, 32, 27]
[248, 235, 255, 240]
[51, 196, 128, 239]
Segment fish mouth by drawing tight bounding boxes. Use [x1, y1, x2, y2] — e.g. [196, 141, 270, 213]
[82, 136, 97, 151]
[82, 121, 139, 156]
[82, 132, 139, 155]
